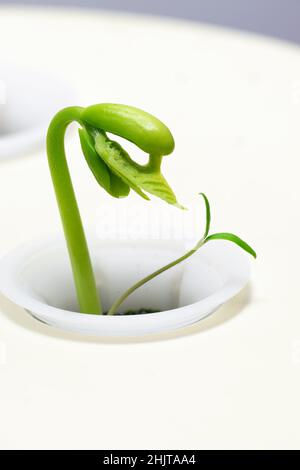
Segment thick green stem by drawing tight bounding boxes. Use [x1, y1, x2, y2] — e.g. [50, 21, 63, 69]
[47, 107, 102, 314]
[107, 239, 204, 315]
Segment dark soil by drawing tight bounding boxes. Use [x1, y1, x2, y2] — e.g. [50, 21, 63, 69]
[104, 308, 159, 316]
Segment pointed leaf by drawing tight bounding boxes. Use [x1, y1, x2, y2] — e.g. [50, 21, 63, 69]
[205, 232, 257, 258]
[94, 132, 183, 206]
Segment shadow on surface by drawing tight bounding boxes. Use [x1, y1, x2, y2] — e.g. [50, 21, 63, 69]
[0, 284, 252, 344]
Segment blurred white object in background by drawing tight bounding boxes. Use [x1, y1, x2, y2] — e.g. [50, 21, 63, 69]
[0, 63, 76, 159]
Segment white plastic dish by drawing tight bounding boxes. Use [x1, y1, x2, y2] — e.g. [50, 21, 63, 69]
[0, 63, 76, 158]
[0, 237, 251, 336]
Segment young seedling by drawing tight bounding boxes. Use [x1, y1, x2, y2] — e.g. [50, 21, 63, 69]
[46, 104, 182, 315]
[47, 103, 255, 317]
[107, 193, 256, 315]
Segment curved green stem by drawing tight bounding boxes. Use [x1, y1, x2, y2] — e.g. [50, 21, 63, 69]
[47, 107, 102, 314]
[107, 239, 204, 315]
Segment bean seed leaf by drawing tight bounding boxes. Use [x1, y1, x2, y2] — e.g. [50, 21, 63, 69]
[94, 131, 184, 207]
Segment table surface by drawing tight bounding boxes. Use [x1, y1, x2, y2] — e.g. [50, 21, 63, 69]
[0, 6, 300, 450]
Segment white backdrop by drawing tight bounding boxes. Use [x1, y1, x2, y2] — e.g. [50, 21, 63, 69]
[1, 0, 300, 43]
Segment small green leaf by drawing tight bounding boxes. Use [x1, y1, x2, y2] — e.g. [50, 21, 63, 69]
[94, 132, 150, 200]
[79, 128, 110, 190]
[199, 192, 211, 238]
[94, 131, 183, 206]
[82, 103, 175, 156]
[79, 127, 130, 198]
[205, 232, 257, 258]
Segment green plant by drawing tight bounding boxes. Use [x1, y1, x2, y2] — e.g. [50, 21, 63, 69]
[46, 104, 182, 315]
[107, 193, 256, 315]
[47, 103, 256, 317]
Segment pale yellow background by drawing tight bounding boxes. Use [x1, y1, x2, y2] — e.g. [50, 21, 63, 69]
[0, 7, 299, 449]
